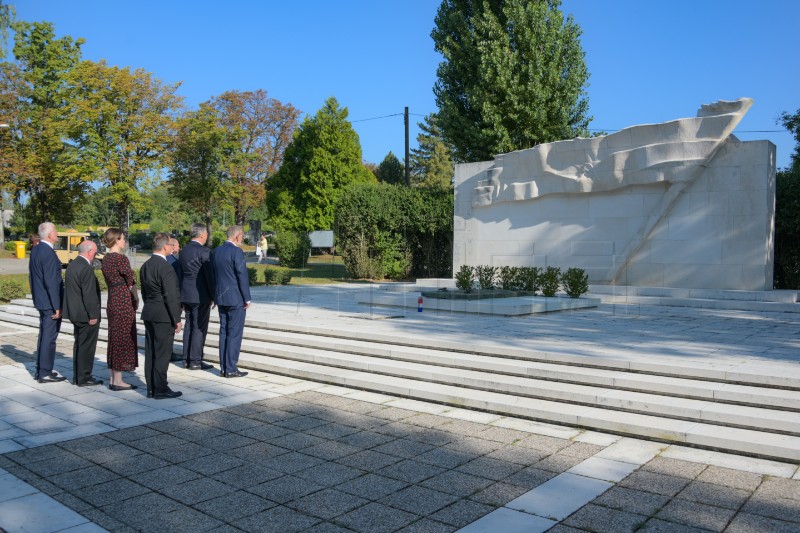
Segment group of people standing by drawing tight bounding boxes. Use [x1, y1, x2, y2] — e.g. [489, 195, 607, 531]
[28, 222, 252, 399]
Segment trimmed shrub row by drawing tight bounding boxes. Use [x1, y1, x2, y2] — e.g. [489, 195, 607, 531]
[454, 265, 589, 298]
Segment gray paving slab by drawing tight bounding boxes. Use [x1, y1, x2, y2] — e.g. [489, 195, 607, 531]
[562, 503, 648, 532]
[506, 472, 613, 521]
[458, 506, 557, 533]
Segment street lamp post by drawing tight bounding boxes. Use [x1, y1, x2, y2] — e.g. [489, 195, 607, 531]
[0, 123, 8, 249]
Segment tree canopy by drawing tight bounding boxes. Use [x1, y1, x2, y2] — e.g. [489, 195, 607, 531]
[409, 113, 454, 188]
[774, 108, 800, 289]
[266, 97, 375, 232]
[432, 0, 591, 162]
[375, 151, 405, 185]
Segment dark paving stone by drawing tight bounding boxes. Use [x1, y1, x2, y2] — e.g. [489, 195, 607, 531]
[306, 422, 361, 440]
[726, 511, 800, 533]
[397, 518, 457, 533]
[294, 461, 364, 487]
[469, 481, 530, 507]
[193, 490, 275, 521]
[303, 440, 363, 461]
[485, 445, 549, 466]
[366, 406, 416, 422]
[170, 425, 229, 443]
[563, 503, 648, 533]
[641, 457, 707, 479]
[336, 501, 418, 533]
[101, 492, 182, 528]
[202, 413, 264, 432]
[640, 517, 713, 532]
[211, 464, 283, 489]
[179, 453, 246, 475]
[51, 491, 94, 512]
[474, 426, 529, 444]
[48, 464, 119, 491]
[379, 485, 460, 516]
[232, 505, 320, 532]
[23, 452, 94, 477]
[655, 498, 736, 531]
[269, 432, 328, 451]
[237, 423, 293, 441]
[405, 414, 454, 429]
[377, 459, 446, 484]
[754, 477, 800, 501]
[274, 415, 329, 431]
[420, 470, 495, 497]
[337, 450, 401, 472]
[593, 486, 670, 517]
[202, 433, 258, 451]
[676, 480, 750, 510]
[260, 451, 324, 474]
[456, 456, 523, 481]
[127, 433, 189, 454]
[742, 492, 800, 523]
[441, 436, 503, 455]
[105, 425, 162, 443]
[246, 408, 297, 424]
[288, 488, 369, 520]
[344, 414, 391, 431]
[338, 430, 395, 449]
[71, 442, 144, 465]
[406, 429, 455, 447]
[57, 434, 118, 454]
[440, 420, 493, 437]
[696, 466, 763, 492]
[74, 478, 151, 507]
[227, 441, 289, 462]
[5, 444, 72, 466]
[336, 473, 409, 501]
[516, 434, 571, 453]
[533, 453, 585, 474]
[104, 453, 172, 477]
[619, 470, 691, 497]
[147, 417, 209, 434]
[428, 499, 494, 528]
[558, 441, 604, 459]
[150, 441, 216, 463]
[505, 466, 557, 489]
[414, 447, 478, 470]
[371, 438, 435, 459]
[79, 508, 138, 533]
[246, 474, 324, 504]
[154, 504, 225, 533]
[130, 464, 202, 490]
[160, 477, 233, 505]
[25, 476, 63, 495]
[304, 522, 357, 533]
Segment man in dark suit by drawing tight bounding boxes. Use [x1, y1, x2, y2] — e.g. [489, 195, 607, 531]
[28, 222, 66, 383]
[179, 223, 215, 370]
[140, 233, 183, 399]
[63, 240, 103, 386]
[166, 236, 183, 362]
[211, 225, 250, 378]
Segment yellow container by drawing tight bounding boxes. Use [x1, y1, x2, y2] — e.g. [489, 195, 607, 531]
[14, 241, 26, 259]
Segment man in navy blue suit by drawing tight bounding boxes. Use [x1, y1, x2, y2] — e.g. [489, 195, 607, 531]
[211, 225, 250, 378]
[28, 222, 66, 383]
[179, 223, 215, 370]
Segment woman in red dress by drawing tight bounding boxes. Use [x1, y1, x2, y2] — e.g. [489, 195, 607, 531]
[101, 228, 139, 391]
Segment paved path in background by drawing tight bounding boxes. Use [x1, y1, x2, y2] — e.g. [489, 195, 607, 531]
[1, 325, 800, 531]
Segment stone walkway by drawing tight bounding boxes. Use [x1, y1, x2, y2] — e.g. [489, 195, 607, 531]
[1, 319, 800, 532]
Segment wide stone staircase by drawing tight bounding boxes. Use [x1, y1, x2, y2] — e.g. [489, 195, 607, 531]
[2, 295, 799, 462]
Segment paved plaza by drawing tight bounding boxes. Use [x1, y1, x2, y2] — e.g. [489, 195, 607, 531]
[1, 285, 800, 532]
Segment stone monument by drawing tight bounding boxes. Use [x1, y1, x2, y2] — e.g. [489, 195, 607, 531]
[453, 98, 776, 290]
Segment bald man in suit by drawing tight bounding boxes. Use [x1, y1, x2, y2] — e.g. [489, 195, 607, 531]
[63, 240, 103, 386]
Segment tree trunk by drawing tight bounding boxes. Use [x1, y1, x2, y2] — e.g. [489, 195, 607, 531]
[204, 211, 213, 247]
[117, 201, 129, 232]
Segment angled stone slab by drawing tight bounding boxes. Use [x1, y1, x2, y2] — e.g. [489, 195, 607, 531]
[505, 472, 613, 521]
[457, 506, 557, 533]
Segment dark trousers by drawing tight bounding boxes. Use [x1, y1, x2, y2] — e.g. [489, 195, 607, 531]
[182, 302, 211, 364]
[218, 305, 245, 373]
[36, 309, 62, 378]
[144, 321, 174, 394]
[71, 321, 99, 384]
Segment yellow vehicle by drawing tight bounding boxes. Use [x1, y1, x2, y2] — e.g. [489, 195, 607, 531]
[54, 232, 105, 268]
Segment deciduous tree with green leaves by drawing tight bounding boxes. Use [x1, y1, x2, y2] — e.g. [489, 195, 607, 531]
[409, 113, 454, 188]
[432, 0, 591, 162]
[266, 97, 375, 232]
[375, 151, 404, 185]
[1, 21, 90, 224]
[775, 108, 800, 289]
[68, 60, 184, 231]
[208, 89, 299, 225]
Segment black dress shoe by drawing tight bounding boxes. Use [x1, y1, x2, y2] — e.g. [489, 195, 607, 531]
[199, 362, 214, 370]
[225, 370, 248, 378]
[38, 374, 67, 384]
[78, 378, 103, 387]
[188, 363, 201, 370]
[109, 384, 138, 391]
[147, 390, 154, 398]
[153, 390, 183, 399]
[219, 370, 227, 378]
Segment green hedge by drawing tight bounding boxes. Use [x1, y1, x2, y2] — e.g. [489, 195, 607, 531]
[775, 168, 800, 288]
[274, 231, 311, 268]
[335, 183, 453, 280]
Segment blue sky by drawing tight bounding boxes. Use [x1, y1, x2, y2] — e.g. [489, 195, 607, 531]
[11, 0, 800, 169]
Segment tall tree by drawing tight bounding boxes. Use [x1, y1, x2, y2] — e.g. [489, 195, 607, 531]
[69, 60, 184, 231]
[774, 108, 800, 289]
[167, 105, 236, 237]
[375, 151, 405, 185]
[0, 1, 14, 59]
[432, 0, 591, 162]
[208, 89, 299, 225]
[409, 113, 454, 188]
[266, 97, 375, 232]
[1, 21, 90, 224]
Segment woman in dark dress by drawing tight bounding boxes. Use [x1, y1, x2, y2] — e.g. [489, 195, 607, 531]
[101, 228, 139, 391]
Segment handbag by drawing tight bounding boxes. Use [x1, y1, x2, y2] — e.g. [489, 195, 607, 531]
[130, 285, 139, 311]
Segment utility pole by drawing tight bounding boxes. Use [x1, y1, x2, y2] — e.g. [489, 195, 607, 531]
[404, 107, 410, 187]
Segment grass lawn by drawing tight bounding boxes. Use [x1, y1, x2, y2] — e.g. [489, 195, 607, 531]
[252, 255, 358, 285]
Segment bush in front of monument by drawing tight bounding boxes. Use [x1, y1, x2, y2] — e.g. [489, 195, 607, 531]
[540, 266, 562, 297]
[455, 265, 474, 292]
[562, 267, 589, 298]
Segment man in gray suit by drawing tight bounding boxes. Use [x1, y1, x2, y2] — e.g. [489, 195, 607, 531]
[140, 233, 183, 399]
[63, 240, 103, 386]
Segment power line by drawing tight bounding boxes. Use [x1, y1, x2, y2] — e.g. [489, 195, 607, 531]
[350, 113, 403, 123]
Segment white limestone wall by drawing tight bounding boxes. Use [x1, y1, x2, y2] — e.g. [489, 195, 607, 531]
[453, 139, 776, 290]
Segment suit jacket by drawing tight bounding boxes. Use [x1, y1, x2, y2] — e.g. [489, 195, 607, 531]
[140, 255, 182, 325]
[29, 242, 64, 311]
[167, 253, 183, 281]
[63, 257, 101, 323]
[179, 240, 214, 305]
[211, 241, 251, 307]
